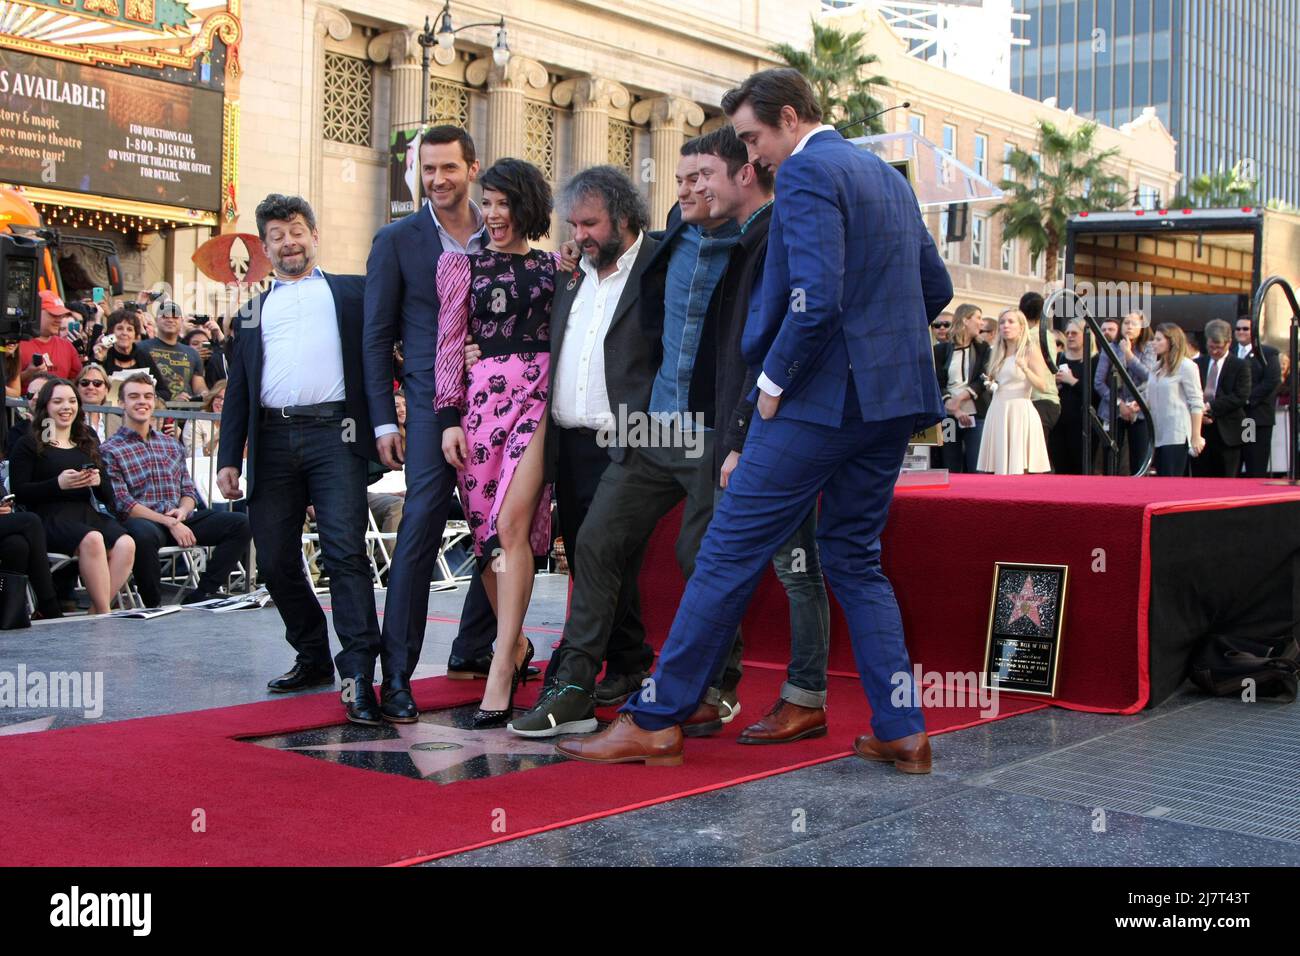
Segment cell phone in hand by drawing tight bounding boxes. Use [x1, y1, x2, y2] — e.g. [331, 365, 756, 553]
[79, 463, 98, 472]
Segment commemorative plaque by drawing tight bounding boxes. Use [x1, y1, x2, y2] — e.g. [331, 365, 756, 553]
[982, 562, 1068, 697]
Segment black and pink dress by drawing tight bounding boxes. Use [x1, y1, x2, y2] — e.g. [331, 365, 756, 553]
[434, 248, 559, 562]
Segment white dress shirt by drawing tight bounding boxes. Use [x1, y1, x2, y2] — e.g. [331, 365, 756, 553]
[551, 232, 645, 430]
[757, 123, 836, 399]
[259, 268, 346, 408]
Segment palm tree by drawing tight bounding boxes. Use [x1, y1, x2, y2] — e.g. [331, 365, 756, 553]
[992, 119, 1129, 282]
[1169, 161, 1258, 208]
[771, 19, 889, 136]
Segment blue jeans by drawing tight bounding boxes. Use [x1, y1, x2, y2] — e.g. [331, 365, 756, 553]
[940, 416, 983, 473]
[625, 390, 926, 742]
[250, 414, 380, 679]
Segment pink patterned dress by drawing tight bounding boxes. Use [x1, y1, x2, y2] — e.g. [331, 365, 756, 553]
[434, 249, 558, 561]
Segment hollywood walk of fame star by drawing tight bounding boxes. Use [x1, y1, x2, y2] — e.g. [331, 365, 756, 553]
[284, 717, 561, 782]
[1006, 575, 1048, 630]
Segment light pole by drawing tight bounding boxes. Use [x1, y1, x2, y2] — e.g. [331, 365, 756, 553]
[418, 2, 511, 127]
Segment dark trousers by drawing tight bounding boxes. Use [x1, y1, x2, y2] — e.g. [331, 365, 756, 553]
[125, 509, 251, 607]
[550, 429, 715, 692]
[1242, 423, 1274, 478]
[449, 568, 499, 663]
[940, 416, 984, 473]
[378, 382, 458, 684]
[0, 511, 58, 612]
[543, 426, 654, 688]
[1154, 444, 1189, 477]
[1191, 427, 1242, 478]
[251, 414, 381, 679]
[1033, 398, 1061, 452]
[625, 388, 924, 741]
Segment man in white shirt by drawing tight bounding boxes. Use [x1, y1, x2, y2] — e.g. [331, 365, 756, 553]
[218, 194, 384, 726]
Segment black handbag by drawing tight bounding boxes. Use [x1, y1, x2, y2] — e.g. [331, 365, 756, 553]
[0, 570, 32, 629]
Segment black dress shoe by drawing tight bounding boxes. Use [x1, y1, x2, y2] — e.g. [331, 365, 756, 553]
[267, 662, 335, 693]
[381, 683, 419, 723]
[343, 677, 383, 726]
[448, 652, 541, 681]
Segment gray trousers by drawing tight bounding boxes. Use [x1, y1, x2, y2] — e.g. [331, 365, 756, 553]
[704, 496, 831, 709]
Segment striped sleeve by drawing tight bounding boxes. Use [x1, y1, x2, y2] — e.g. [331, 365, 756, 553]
[434, 253, 472, 428]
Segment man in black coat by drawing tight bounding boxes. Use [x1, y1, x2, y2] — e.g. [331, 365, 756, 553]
[1233, 315, 1282, 477]
[218, 194, 384, 725]
[1192, 319, 1252, 478]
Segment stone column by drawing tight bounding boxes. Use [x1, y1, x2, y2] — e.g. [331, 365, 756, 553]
[466, 54, 548, 168]
[552, 76, 631, 170]
[371, 29, 423, 131]
[631, 95, 704, 228]
[306, 4, 352, 209]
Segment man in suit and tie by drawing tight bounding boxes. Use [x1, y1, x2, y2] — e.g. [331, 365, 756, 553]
[1234, 315, 1281, 477]
[557, 68, 952, 770]
[218, 194, 384, 724]
[1193, 319, 1252, 478]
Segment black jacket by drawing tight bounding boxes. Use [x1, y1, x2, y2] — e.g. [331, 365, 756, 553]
[219, 271, 380, 498]
[933, 339, 993, 418]
[1195, 351, 1252, 447]
[1243, 344, 1281, 427]
[543, 234, 661, 483]
[693, 202, 773, 476]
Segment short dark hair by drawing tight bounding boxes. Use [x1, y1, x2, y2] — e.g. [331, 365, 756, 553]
[559, 165, 649, 236]
[680, 135, 704, 157]
[108, 308, 141, 336]
[420, 125, 476, 166]
[183, 328, 209, 346]
[478, 158, 553, 241]
[721, 68, 822, 126]
[1018, 291, 1044, 323]
[694, 125, 774, 192]
[255, 194, 317, 240]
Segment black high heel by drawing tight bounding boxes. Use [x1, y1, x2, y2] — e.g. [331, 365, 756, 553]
[471, 666, 522, 730]
[517, 638, 535, 685]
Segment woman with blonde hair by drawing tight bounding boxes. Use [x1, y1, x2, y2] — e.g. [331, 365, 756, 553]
[1143, 323, 1205, 477]
[977, 309, 1053, 474]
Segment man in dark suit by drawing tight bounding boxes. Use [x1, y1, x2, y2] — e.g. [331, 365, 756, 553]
[1193, 318, 1252, 478]
[1234, 315, 1281, 477]
[558, 69, 951, 770]
[361, 126, 506, 723]
[218, 194, 384, 724]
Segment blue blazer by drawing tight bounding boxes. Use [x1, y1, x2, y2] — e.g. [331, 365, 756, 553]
[362, 207, 448, 430]
[743, 129, 952, 428]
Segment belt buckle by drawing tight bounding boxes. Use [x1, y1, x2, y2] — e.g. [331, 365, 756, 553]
[280, 406, 291, 419]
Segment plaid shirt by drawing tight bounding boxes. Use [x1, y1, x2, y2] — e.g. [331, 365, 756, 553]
[101, 426, 201, 519]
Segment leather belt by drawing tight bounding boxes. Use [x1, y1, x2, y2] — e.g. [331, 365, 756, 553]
[262, 401, 347, 420]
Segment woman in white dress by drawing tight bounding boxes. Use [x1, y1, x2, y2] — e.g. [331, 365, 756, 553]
[977, 308, 1053, 475]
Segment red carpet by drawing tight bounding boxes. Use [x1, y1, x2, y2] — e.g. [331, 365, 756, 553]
[637, 475, 1300, 716]
[0, 666, 1042, 866]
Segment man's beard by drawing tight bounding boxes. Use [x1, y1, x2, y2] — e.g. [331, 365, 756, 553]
[585, 232, 625, 270]
[274, 251, 311, 277]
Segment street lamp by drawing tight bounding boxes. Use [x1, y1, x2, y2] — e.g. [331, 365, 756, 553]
[418, 2, 511, 126]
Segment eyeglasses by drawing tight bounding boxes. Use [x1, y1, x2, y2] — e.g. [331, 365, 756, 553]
[932, 322, 951, 329]
[78, 379, 107, 388]
[1236, 327, 1252, 333]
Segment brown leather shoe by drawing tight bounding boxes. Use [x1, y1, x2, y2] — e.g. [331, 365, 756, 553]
[853, 731, 932, 774]
[738, 699, 828, 745]
[681, 701, 723, 738]
[554, 713, 684, 766]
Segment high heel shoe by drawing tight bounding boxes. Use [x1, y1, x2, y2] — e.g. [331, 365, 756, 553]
[516, 638, 535, 685]
[472, 667, 522, 730]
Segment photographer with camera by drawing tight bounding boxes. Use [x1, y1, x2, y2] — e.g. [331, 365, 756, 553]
[96, 309, 172, 401]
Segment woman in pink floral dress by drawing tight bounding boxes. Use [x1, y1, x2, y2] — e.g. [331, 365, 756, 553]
[436, 158, 560, 728]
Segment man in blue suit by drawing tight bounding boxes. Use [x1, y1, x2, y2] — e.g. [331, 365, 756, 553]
[362, 126, 494, 722]
[557, 69, 953, 771]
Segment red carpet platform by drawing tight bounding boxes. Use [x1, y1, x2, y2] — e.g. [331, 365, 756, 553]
[638, 475, 1300, 714]
[0, 668, 1041, 866]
